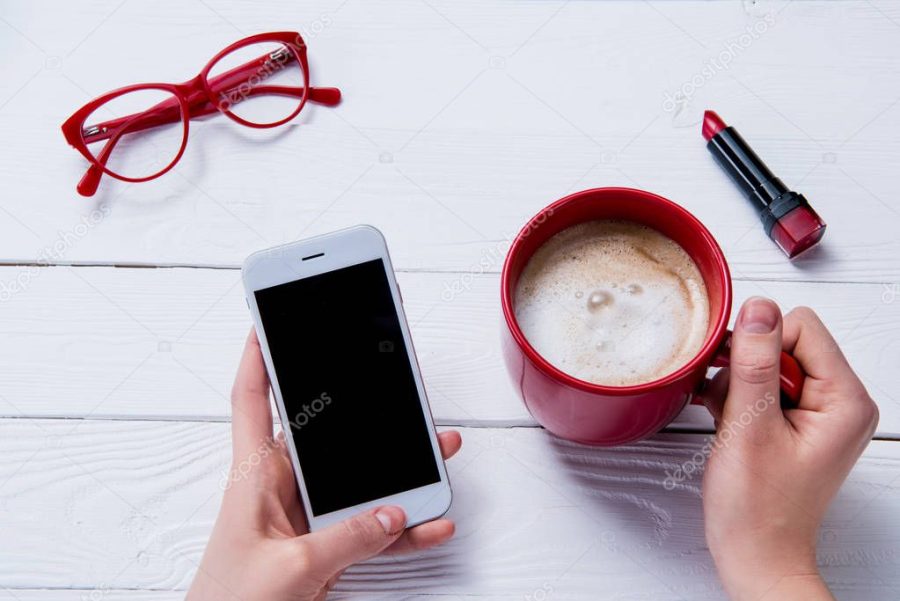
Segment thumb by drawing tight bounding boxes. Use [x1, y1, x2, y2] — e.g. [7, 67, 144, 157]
[724, 297, 784, 428]
[300, 506, 406, 576]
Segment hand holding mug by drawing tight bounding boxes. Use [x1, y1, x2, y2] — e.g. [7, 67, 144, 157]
[700, 299, 879, 600]
[502, 187, 805, 445]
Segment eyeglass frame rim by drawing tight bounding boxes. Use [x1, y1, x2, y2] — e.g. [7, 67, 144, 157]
[61, 31, 311, 184]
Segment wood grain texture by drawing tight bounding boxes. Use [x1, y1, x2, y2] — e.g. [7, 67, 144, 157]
[1, 265, 898, 435]
[0, 594, 184, 601]
[1, 1, 899, 598]
[0, 593, 482, 601]
[0, 422, 897, 599]
[0, 1, 898, 281]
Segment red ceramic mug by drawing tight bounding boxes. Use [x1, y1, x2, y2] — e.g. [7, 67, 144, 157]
[500, 187, 804, 446]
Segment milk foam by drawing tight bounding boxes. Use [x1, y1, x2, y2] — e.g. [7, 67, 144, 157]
[514, 220, 710, 386]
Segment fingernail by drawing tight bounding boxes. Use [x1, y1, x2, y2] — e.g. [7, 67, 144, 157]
[374, 506, 405, 534]
[738, 297, 778, 334]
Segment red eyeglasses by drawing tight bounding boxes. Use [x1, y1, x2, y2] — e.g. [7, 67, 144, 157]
[61, 31, 341, 197]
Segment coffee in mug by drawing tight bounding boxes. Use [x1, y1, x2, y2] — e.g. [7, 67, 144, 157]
[502, 188, 804, 445]
[513, 220, 709, 387]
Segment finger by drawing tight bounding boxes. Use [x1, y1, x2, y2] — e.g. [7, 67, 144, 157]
[384, 519, 455, 555]
[324, 569, 346, 595]
[231, 328, 274, 461]
[697, 368, 729, 424]
[299, 506, 406, 576]
[438, 430, 462, 460]
[782, 307, 869, 411]
[270, 429, 307, 532]
[723, 298, 784, 429]
[273, 429, 293, 462]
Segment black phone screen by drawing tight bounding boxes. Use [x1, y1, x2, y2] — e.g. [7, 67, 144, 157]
[254, 258, 440, 516]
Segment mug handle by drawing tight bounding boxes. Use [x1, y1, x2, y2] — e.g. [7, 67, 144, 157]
[691, 330, 805, 406]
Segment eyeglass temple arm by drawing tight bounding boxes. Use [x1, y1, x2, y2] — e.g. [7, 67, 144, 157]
[187, 85, 341, 120]
[78, 83, 340, 196]
[81, 85, 339, 147]
[203, 49, 341, 107]
[82, 49, 341, 145]
[77, 48, 341, 196]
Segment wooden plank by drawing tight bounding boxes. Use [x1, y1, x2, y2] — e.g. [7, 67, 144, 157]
[1, 266, 898, 435]
[0, 1, 898, 281]
[0, 2, 898, 600]
[0, 593, 184, 601]
[0, 593, 472, 601]
[0, 422, 897, 599]
[0, 592, 491, 601]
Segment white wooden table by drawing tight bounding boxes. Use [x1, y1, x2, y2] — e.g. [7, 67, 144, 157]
[1, 1, 899, 599]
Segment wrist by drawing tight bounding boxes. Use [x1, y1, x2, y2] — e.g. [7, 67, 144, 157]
[714, 548, 826, 600]
[186, 563, 232, 601]
[709, 530, 821, 600]
[754, 573, 834, 601]
[185, 576, 214, 601]
[717, 565, 828, 601]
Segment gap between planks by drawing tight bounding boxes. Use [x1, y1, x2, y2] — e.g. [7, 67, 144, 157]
[0, 260, 895, 287]
[2, 415, 900, 444]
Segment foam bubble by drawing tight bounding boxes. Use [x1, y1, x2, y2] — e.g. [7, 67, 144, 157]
[514, 220, 710, 386]
[587, 290, 613, 312]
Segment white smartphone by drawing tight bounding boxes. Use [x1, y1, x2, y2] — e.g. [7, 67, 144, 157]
[242, 225, 452, 531]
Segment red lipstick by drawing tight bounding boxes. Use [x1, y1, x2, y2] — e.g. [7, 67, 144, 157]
[702, 110, 826, 258]
[702, 110, 727, 141]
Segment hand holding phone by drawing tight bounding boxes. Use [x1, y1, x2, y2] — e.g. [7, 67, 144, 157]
[187, 330, 462, 601]
[242, 225, 453, 530]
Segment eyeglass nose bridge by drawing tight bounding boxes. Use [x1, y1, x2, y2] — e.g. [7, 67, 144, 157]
[173, 75, 220, 118]
[176, 75, 207, 96]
